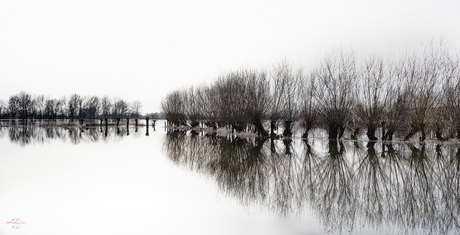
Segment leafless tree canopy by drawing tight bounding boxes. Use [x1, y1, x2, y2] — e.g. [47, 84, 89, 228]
[1, 41, 459, 141]
[1, 93, 142, 120]
[160, 42, 460, 141]
[313, 52, 357, 139]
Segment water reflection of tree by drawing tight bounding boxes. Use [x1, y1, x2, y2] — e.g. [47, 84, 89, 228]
[86, 128, 100, 142]
[289, 139, 317, 212]
[266, 138, 297, 215]
[402, 144, 437, 233]
[210, 137, 269, 207]
[313, 140, 356, 232]
[441, 145, 460, 231]
[8, 125, 40, 146]
[162, 132, 460, 235]
[5, 126, 136, 146]
[354, 142, 388, 230]
[68, 128, 83, 144]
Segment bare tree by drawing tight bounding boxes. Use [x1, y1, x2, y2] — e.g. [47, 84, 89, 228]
[57, 96, 67, 118]
[68, 94, 82, 119]
[161, 91, 187, 126]
[202, 84, 220, 129]
[77, 96, 85, 119]
[268, 63, 288, 136]
[214, 72, 250, 132]
[299, 72, 319, 138]
[8, 95, 20, 118]
[314, 52, 357, 139]
[44, 97, 61, 119]
[0, 99, 5, 118]
[6, 92, 33, 119]
[32, 94, 44, 118]
[101, 96, 112, 118]
[183, 87, 201, 127]
[17, 91, 34, 119]
[244, 69, 270, 136]
[439, 45, 460, 139]
[84, 96, 101, 119]
[271, 61, 302, 137]
[130, 100, 143, 119]
[113, 98, 130, 119]
[354, 56, 391, 140]
[402, 47, 442, 141]
[194, 85, 213, 127]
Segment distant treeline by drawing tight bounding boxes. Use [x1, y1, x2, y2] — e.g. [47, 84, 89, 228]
[0, 93, 162, 120]
[162, 42, 460, 141]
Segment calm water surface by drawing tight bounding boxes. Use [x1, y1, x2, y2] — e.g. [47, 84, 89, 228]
[1, 121, 459, 235]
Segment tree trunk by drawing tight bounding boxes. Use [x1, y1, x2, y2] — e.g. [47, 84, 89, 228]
[381, 121, 386, 140]
[384, 130, 394, 141]
[435, 127, 445, 141]
[328, 125, 339, 140]
[367, 126, 377, 141]
[283, 138, 293, 154]
[351, 127, 360, 140]
[270, 120, 277, 137]
[190, 120, 199, 128]
[404, 131, 417, 141]
[338, 126, 346, 139]
[302, 127, 311, 139]
[253, 120, 269, 137]
[283, 121, 293, 137]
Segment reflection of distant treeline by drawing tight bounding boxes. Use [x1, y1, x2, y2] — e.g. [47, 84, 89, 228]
[162, 42, 460, 141]
[163, 130, 460, 234]
[1, 125, 149, 146]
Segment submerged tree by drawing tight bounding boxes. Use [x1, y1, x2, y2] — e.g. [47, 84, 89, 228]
[402, 48, 442, 141]
[162, 90, 187, 126]
[0, 99, 6, 118]
[271, 61, 302, 137]
[8, 95, 20, 118]
[44, 98, 60, 119]
[130, 100, 143, 119]
[314, 52, 357, 139]
[201, 84, 220, 129]
[438, 45, 460, 139]
[214, 72, 250, 132]
[299, 72, 319, 138]
[68, 94, 82, 119]
[84, 96, 101, 119]
[34, 94, 45, 119]
[243, 69, 270, 136]
[354, 56, 391, 141]
[183, 87, 202, 127]
[112, 98, 130, 119]
[100, 96, 112, 118]
[17, 91, 34, 119]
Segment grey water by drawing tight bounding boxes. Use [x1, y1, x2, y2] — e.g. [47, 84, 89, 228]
[1, 122, 459, 235]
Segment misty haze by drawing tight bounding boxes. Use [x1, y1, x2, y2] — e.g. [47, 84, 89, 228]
[2, 1, 460, 235]
[3, 42, 460, 234]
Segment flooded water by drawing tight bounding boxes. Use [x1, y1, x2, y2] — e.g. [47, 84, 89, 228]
[1, 121, 459, 235]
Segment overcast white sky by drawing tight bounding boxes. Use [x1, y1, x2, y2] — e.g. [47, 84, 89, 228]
[1, 0, 459, 113]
